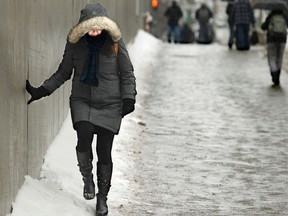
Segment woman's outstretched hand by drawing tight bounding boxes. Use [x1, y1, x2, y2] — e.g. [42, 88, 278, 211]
[26, 80, 49, 104]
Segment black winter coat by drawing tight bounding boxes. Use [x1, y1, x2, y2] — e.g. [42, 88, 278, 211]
[164, 3, 183, 26]
[42, 3, 136, 134]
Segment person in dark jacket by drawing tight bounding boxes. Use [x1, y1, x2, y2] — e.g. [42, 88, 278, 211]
[195, 3, 214, 44]
[26, 3, 136, 216]
[231, 0, 255, 50]
[261, 9, 288, 86]
[164, 1, 183, 43]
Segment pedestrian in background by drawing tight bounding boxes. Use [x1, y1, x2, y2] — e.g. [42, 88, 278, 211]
[261, 9, 288, 86]
[26, 3, 136, 216]
[226, 2, 234, 49]
[164, 1, 183, 43]
[195, 3, 214, 44]
[180, 23, 195, 43]
[231, 0, 255, 50]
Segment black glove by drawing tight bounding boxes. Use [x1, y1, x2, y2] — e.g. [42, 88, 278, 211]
[26, 80, 50, 104]
[121, 99, 135, 118]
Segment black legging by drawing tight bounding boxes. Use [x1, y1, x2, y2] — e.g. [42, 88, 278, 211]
[75, 121, 114, 165]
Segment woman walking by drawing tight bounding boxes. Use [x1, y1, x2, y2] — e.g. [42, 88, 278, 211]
[26, 3, 136, 215]
[261, 9, 288, 86]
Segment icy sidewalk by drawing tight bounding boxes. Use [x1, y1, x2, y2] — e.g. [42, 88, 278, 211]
[8, 30, 162, 216]
[119, 42, 288, 215]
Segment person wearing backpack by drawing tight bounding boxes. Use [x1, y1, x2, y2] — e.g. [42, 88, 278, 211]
[261, 9, 288, 86]
[195, 3, 214, 44]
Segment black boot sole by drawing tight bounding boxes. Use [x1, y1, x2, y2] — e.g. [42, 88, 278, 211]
[96, 213, 108, 216]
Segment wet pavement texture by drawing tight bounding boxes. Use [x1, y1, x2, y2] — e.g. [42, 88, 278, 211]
[115, 43, 288, 216]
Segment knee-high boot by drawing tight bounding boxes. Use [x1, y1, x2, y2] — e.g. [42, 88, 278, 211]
[96, 163, 113, 216]
[76, 149, 95, 200]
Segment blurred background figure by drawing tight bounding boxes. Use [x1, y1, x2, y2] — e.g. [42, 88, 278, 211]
[180, 22, 195, 43]
[230, 0, 255, 51]
[144, 11, 153, 33]
[261, 9, 288, 86]
[195, 3, 214, 44]
[226, 1, 235, 49]
[164, 1, 183, 43]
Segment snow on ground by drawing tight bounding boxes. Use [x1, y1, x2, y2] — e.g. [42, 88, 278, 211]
[7, 29, 162, 216]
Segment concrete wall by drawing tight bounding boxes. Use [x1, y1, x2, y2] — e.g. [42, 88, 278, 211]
[0, 1, 147, 215]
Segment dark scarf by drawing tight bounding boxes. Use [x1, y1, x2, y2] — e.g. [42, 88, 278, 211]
[80, 34, 106, 87]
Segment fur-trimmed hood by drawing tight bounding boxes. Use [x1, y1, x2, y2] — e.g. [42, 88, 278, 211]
[68, 3, 122, 44]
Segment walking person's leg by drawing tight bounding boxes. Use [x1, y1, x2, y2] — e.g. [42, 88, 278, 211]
[235, 24, 242, 50]
[75, 121, 96, 200]
[277, 43, 286, 70]
[236, 24, 250, 50]
[267, 43, 280, 85]
[228, 23, 234, 49]
[203, 24, 210, 43]
[95, 127, 115, 216]
[167, 25, 173, 43]
[274, 42, 286, 85]
[243, 24, 250, 50]
[174, 25, 181, 43]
